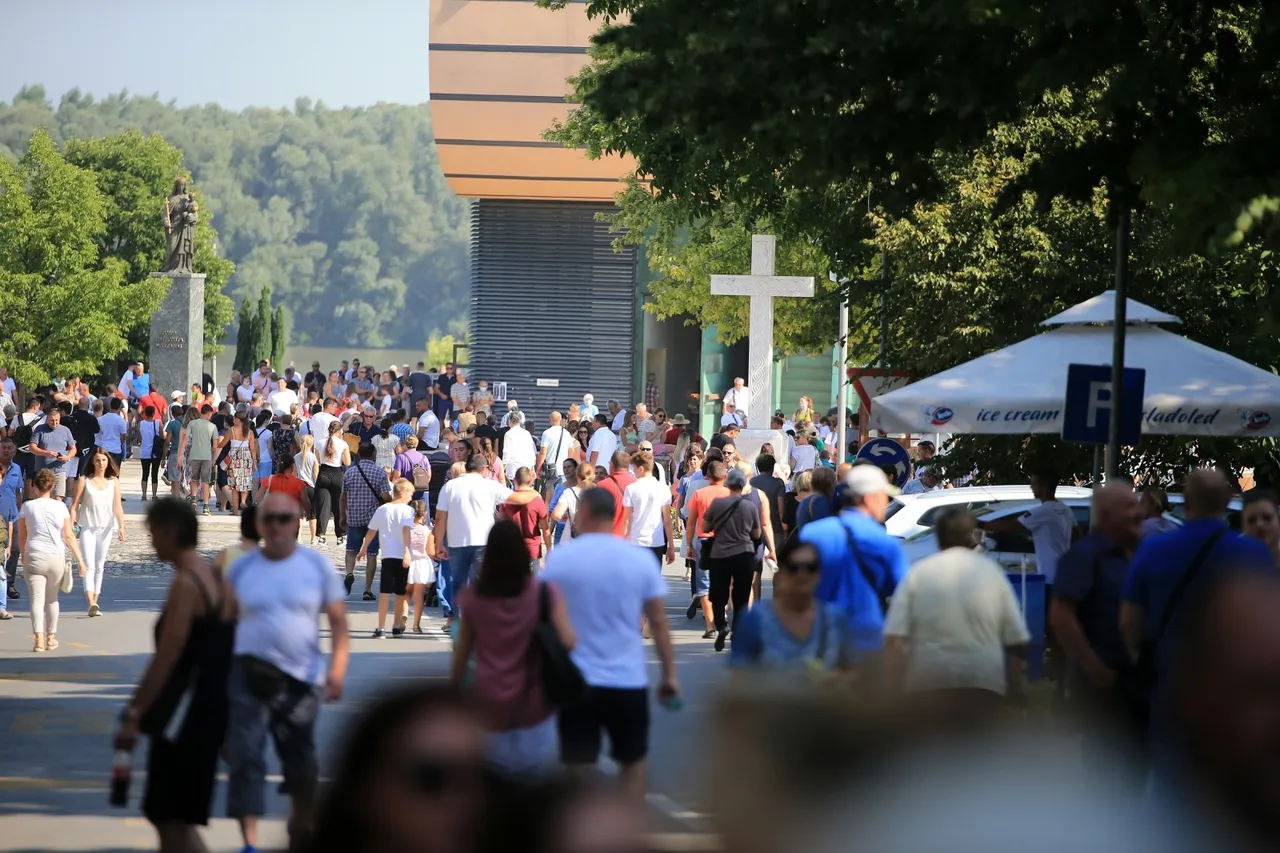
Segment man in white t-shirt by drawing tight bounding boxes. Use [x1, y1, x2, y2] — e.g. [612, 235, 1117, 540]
[884, 507, 1029, 712]
[268, 377, 300, 416]
[536, 411, 573, 486]
[433, 454, 513, 630]
[723, 378, 749, 424]
[608, 399, 627, 432]
[357, 480, 417, 639]
[308, 399, 340, 460]
[586, 415, 619, 469]
[622, 451, 675, 565]
[983, 469, 1077, 587]
[500, 411, 537, 483]
[0, 368, 16, 402]
[223, 492, 349, 853]
[415, 399, 441, 450]
[541, 487, 679, 799]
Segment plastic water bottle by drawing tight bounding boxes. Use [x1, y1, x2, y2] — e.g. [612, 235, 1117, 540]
[109, 750, 132, 807]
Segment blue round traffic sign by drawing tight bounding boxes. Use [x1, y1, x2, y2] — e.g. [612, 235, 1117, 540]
[855, 438, 912, 487]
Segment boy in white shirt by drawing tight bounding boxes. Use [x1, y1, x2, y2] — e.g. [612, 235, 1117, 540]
[357, 480, 417, 639]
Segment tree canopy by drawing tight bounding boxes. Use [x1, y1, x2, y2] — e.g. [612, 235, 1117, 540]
[0, 130, 166, 389]
[548, 0, 1280, 482]
[0, 86, 471, 350]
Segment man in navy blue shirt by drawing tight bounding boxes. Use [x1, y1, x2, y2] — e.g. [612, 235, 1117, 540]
[1121, 468, 1273, 771]
[800, 464, 909, 677]
[1053, 485, 1146, 791]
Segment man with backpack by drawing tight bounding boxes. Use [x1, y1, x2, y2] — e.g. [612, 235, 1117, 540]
[10, 396, 46, 498]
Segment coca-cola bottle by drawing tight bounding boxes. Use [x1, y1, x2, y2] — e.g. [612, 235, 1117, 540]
[109, 750, 132, 807]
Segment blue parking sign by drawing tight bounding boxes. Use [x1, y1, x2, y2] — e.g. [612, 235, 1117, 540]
[1062, 364, 1145, 445]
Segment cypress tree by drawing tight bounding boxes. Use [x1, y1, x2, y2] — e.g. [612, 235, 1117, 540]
[253, 285, 274, 369]
[271, 305, 288, 370]
[233, 299, 256, 375]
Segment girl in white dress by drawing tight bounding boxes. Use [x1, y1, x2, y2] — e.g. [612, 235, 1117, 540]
[404, 499, 437, 634]
[68, 449, 126, 617]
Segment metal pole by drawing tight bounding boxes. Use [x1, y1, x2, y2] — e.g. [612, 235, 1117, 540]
[879, 250, 889, 368]
[836, 298, 849, 463]
[1105, 202, 1130, 478]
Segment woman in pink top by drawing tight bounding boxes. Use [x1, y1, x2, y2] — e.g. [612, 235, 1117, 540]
[451, 519, 575, 775]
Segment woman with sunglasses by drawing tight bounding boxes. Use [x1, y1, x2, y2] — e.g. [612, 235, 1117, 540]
[728, 538, 854, 676]
[571, 424, 590, 463]
[69, 448, 125, 617]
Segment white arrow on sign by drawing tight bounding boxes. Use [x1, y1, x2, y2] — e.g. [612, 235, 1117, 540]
[868, 443, 909, 482]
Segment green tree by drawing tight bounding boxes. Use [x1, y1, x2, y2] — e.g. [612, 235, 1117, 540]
[253, 285, 274, 369]
[61, 130, 236, 358]
[0, 91, 470, 348]
[0, 130, 165, 389]
[271, 305, 288, 371]
[233, 298, 257, 376]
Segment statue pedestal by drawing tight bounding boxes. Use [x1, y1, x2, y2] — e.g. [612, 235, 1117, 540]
[732, 428, 787, 470]
[149, 272, 206, 404]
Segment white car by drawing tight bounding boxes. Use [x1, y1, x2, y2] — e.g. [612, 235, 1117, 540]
[900, 495, 1239, 566]
[884, 485, 1095, 540]
[900, 499, 1093, 567]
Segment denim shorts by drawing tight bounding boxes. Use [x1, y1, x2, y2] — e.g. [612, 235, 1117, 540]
[347, 526, 379, 555]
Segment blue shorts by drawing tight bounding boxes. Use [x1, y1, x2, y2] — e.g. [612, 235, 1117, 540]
[347, 525, 379, 555]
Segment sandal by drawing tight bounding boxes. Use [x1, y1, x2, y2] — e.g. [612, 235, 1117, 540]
[413, 623, 423, 634]
[46, 636, 59, 651]
[33, 637, 46, 652]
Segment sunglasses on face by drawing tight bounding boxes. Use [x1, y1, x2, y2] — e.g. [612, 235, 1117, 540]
[397, 757, 486, 795]
[781, 560, 820, 574]
[260, 512, 297, 526]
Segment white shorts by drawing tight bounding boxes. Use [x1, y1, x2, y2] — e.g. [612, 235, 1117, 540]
[407, 558, 437, 586]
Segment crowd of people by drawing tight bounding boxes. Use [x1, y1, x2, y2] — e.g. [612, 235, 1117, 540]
[6, 359, 1280, 851]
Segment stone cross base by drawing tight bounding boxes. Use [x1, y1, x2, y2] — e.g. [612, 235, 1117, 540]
[732, 428, 788, 473]
[149, 272, 206, 404]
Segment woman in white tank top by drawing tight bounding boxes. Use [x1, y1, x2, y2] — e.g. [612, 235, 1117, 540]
[294, 435, 319, 544]
[68, 448, 125, 617]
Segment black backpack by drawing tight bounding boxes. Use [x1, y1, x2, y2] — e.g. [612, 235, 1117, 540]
[12, 413, 43, 451]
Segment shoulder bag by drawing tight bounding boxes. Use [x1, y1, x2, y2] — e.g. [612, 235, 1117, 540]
[530, 582, 587, 707]
[540, 427, 566, 484]
[842, 520, 892, 615]
[355, 460, 390, 505]
[1134, 529, 1225, 692]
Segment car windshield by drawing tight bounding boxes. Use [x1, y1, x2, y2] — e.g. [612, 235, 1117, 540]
[884, 499, 908, 522]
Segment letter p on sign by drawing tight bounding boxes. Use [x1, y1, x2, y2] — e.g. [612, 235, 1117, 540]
[1086, 381, 1112, 429]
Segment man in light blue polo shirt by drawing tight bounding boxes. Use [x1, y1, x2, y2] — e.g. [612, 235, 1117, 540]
[800, 464, 909, 675]
[0, 437, 23, 618]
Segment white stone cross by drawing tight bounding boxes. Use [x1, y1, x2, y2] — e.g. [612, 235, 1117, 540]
[710, 235, 815, 427]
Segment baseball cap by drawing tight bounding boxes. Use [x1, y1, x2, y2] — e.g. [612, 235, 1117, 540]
[726, 468, 749, 489]
[170, 390, 184, 400]
[845, 464, 901, 497]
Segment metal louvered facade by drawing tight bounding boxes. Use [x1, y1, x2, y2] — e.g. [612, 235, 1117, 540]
[468, 200, 637, 424]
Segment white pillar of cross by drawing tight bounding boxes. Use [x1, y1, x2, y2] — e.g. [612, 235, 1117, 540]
[710, 235, 815, 427]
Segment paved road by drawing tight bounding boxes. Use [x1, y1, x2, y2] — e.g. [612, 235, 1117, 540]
[0, 466, 732, 851]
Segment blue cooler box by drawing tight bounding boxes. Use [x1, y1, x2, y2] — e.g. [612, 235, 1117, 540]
[1005, 572, 1046, 681]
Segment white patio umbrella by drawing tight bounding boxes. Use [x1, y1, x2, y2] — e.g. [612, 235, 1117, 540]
[870, 291, 1280, 437]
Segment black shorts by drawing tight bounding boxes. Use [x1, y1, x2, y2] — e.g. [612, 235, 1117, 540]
[379, 557, 408, 596]
[649, 545, 667, 564]
[557, 686, 650, 766]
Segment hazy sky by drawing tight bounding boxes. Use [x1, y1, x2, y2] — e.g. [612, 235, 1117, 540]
[0, 0, 430, 110]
